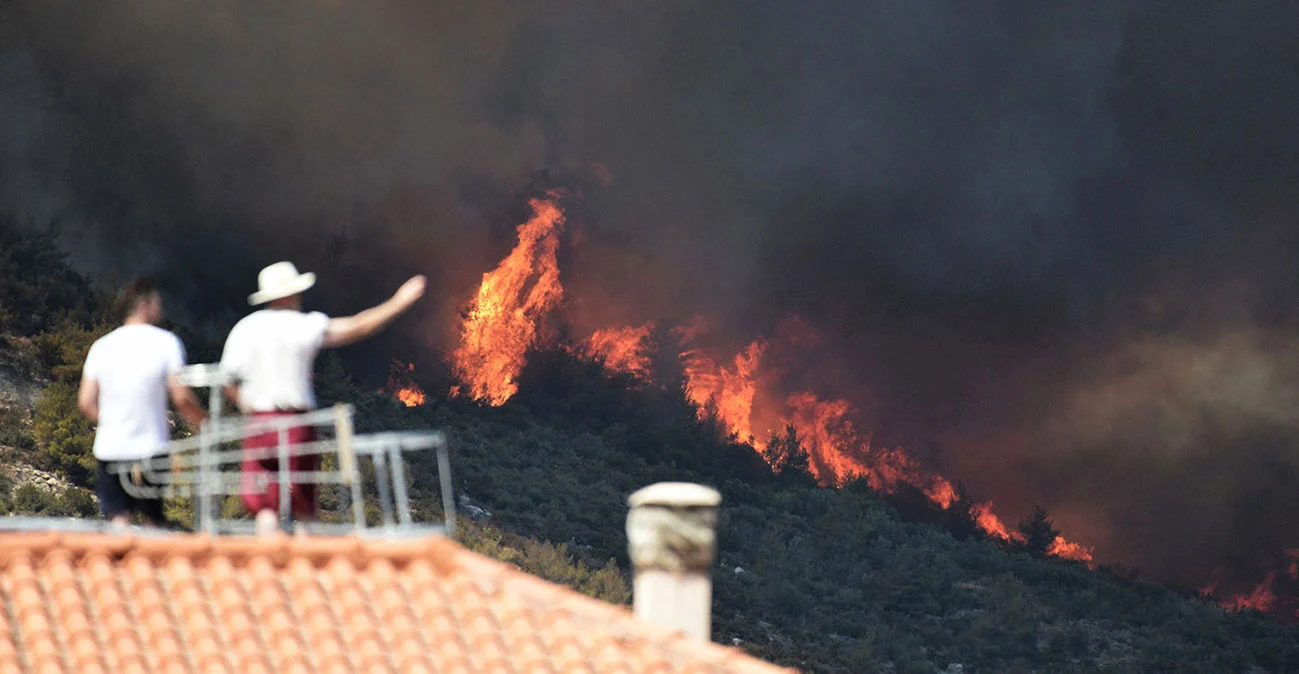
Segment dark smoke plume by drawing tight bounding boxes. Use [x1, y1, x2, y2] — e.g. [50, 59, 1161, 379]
[3, 1, 1299, 593]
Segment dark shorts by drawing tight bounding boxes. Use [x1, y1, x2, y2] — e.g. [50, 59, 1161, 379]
[95, 460, 165, 523]
[240, 411, 319, 518]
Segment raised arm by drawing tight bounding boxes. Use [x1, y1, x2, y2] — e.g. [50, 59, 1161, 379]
[321, 275, 427, 349]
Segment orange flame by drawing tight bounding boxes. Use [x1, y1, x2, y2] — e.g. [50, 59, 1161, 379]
[679, 339, 767, 443]
[973, 502, 1016, 542]
[450, 197, 566, 405]
[396, 385, 427, 407]
[585, 323, 655, 379]
[926, 477, 959, 509]
[1228, 572, 1279, 613]
[1048, 535, 1095, 563]
[449, 196, 1096, 564]
[779, 392, 868, 486]
[1212, 549, 1299, 617]
[387, 361, 427, 407]
[667, 334, 1091, 555]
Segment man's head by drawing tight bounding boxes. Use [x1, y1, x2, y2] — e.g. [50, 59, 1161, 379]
[267, 294, 302, 310]
[249, 261, 316, 310]
[114, 278, 163, 325]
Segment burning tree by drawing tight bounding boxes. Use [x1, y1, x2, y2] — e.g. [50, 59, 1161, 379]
[449, 196, 566, 405]
[761, 425, 814, 484]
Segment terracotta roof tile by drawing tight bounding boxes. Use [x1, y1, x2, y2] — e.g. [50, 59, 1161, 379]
[0, 532, 797, 673]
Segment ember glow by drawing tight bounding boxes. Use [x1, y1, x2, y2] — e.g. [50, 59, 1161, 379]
[449, 197, 567, 405]
[450, 199, 1094, 563]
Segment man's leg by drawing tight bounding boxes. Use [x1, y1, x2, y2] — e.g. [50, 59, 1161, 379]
[241, 417, 284, 536]
[95, 461, 133, 528]
[134, 490, 167, 528]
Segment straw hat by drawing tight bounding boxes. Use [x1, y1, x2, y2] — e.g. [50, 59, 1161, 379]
[248, 261, 316, 305]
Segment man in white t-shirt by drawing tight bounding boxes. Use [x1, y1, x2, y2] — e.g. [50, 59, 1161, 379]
[221, 261, 426, 535]
[78, 279, 206, 526]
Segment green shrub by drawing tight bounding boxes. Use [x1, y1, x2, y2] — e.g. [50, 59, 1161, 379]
[57, 487, 97, 517]
[31, 379, 96, 483]
[458, 521, 630, 604]
[6, 483, 97, 517]
[10, 483, 56, 514]
[29, 319, 111, 485]
[0, 405, 35, 451]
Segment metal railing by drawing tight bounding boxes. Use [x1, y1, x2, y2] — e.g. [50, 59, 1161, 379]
[0, 363, 455, 537]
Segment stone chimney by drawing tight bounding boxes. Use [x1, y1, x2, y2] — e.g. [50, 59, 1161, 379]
[625, 482, 722, 641]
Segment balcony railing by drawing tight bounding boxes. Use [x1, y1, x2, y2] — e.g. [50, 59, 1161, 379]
[0, 363, 454, 537]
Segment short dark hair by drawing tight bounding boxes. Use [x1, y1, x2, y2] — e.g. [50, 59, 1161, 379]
[113, 278, 159, 320]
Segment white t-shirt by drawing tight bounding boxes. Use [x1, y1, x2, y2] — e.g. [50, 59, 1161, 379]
[220, 309, 330, 412]
[82, 324, 186, 461]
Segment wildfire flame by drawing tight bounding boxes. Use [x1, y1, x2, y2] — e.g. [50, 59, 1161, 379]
[778, 392, 870, 486]
[387, 361, 427, 407]
[449, 198, 1095, 565]
[668, 336, 1091, 559]
[973, 502, 1016, 542]
[396, 385, 426, 407]
[449, 197, 566, 405]
[1228, 573, 1279, 613]
[1207, 549, 1299, 619]
[1048, 536, 1096, 563]
[680, 339, 766, 444]
[926, 478, 959, 509]
[584, 323, 655, 380]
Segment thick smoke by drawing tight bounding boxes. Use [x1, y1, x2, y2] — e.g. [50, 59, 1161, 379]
[3, 1, 1299, 589]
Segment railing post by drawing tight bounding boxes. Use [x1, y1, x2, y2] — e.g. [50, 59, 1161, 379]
[390, 444, 413, 527]
[374, 450, 395, 530]
[177, 363, 228, 535]
[334, 405, 366, 533]
[200, 379, 223, 534]
[437, 440, 456, 537]
[277, 426, 292, 533]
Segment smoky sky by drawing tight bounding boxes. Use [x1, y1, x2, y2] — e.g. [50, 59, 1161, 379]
[3, 0, 1299, 588]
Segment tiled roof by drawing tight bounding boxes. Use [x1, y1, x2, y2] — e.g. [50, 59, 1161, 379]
[0, 531, 796, 674]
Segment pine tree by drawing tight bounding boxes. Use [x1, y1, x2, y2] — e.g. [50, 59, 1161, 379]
[1015, 505, 1060, 559]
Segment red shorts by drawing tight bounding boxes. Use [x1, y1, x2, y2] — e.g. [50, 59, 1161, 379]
[240, 411, 319, 518]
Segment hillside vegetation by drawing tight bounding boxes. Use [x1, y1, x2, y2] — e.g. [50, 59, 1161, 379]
[1, 217, 1298, 673]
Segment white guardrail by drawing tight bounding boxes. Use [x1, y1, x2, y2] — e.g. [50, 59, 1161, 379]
[2, 363, 455, 537]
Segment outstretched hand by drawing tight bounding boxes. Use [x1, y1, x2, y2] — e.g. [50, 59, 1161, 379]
[323, 274, 430, 349]
[394, 274, 427, 306]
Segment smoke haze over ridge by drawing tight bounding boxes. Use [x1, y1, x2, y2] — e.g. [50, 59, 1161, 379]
[3, 1, 1299, 592]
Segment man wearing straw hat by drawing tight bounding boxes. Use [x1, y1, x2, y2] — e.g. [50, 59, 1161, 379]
[221, 261, 426, 536]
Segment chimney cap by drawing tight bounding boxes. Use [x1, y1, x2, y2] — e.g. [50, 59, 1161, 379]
[628, 482, 721, 509]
